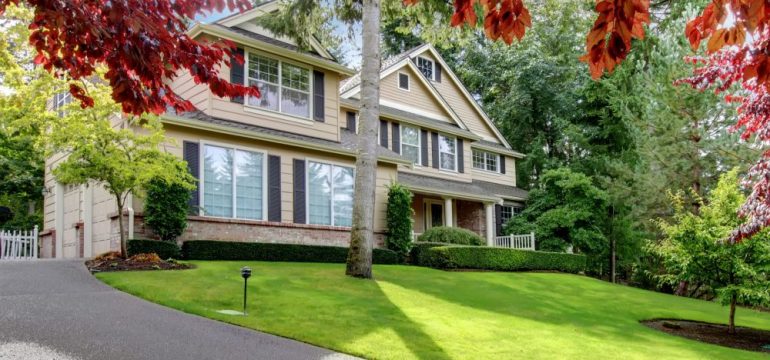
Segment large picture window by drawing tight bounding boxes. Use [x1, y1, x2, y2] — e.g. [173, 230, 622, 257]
[247, 53, 310, 118]
[438, 134, 456, 171]
[400, 125, 420, 164]
[308, 161, 354, 227]
[203, 144, 265, 220]
[472, 150, 499, 172]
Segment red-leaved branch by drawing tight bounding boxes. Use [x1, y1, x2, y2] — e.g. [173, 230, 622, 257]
[0, 0, 260, 115]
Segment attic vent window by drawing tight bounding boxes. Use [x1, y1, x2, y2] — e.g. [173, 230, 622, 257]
[398, 73, 410, 90]
[417, 57, 434, 81]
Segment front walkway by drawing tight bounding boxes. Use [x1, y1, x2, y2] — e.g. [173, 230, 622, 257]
[0, 260, 355, 360]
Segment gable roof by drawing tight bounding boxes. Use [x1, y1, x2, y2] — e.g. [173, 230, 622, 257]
[340, 50, 469, 130]
[343, 44, 512, 149]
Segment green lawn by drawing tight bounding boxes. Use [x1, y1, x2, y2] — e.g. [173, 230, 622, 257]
[96, 262, 770, 359]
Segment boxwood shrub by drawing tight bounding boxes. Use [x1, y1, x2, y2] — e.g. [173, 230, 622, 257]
[424, 246, 586, 273]
[181, 240, 401, 264]
[417, 226, 484, 245]
[409, 242, 455, 266]
[127, 239, 181, 260]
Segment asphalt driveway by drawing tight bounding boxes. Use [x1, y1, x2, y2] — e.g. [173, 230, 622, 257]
[0, 260, 356, 360]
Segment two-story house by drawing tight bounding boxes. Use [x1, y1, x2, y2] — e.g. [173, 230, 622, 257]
[39, 2, 527, 258]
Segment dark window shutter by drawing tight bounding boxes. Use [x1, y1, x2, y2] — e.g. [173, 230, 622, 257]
[230, 48, 245, 104]
[420, 130, 429, 166]
[500, 155, 506, 174]
[293, 159, 306, 224]
[380, 120, 388, 147]
[435, 62, 442, 83]
[398, 73, 409, 90]
[313, 70, 325, 122]
[268, 155, 281, 222]
[183, 141, 200, 213]
[431, 132, 439, 169]
[457, 138, 464, 173]
[392, 122, 400, 154]
[495, 204, 503, 236]
[346, 111, 357, 132]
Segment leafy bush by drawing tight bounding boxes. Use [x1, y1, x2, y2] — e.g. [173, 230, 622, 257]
[127, 239, 181, 260]
[417, 226, 484, 245]
[424, 246, 586, 273]
[143, 177, 191, 241]
[385, 183, 414, 257]
[182, 240, 401, 264]
[409, 242, 454, 266]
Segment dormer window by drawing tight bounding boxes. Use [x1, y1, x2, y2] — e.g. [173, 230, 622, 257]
[398, 72, 410, 90]
[416, 57, 435, 81]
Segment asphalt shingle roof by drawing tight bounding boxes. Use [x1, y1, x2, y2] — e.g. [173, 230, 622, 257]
[340, 44, 425, 94]
[398, 172, 528, 201]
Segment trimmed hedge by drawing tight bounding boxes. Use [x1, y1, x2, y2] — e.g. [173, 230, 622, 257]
[424, 246, 586, 273]
[409, 242, 455, 266]
[417, 226, 484, 245]
[127, 239, 181, 260]
[182, 240, 401, 264]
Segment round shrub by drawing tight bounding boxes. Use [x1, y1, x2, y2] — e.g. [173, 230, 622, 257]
[144, 177, 191, 241]
[385, 183, 414, 257]
[417, 227, 484, 246]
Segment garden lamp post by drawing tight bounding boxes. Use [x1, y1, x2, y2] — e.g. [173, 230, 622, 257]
[241, 266, 251, 315]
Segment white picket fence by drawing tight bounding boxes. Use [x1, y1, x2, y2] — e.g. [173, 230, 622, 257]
[494, 232, 535, 251]
[0, 226, 38, 260]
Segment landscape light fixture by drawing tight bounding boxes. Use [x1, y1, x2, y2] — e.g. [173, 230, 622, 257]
[240, 266, 252, 315]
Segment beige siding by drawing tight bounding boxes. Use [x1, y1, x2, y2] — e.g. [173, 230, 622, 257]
[169, 70, 210, 111]
[396, 123, 473, 183]
[379, 66, 454, 123]
[208, 48, 341, 142]
[417, 52, 501, 143]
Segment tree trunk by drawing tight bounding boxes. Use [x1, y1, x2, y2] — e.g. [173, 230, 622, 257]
[115, 196, 127, 258]
[610, 236, 616, 283]
[346, 0, 380, 279]
[728, 293, 737, 334]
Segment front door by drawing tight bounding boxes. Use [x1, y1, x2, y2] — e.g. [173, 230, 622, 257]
[425, 200, 444, 229]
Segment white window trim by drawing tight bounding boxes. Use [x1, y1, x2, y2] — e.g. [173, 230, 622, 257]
[398, 72, 410, 91]
[243, 49, 314, 121]
[305, 158, 356, 227]
[400, 124, 421, 165]
[438, 133, 458, 172]
[472, 149, 500, 173]
[417, 56, 436, 81]
[424, 198, 445, 229]
[198, 140, 269, 221]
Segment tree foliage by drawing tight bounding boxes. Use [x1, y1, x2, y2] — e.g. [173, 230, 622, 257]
[650, 169, 770, 333]
[385, 182, 414, 257]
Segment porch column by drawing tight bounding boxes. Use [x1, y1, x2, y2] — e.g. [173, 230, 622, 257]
[444, 197, 453, 227]
[485, 202, 495, 246]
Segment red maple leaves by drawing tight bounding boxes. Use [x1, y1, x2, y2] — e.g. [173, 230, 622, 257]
[1, 0, 259, 115]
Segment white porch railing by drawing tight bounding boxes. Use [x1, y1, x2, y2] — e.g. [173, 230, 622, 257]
[0, 226, 38, 260]
[412, 232, 422, 241]
[494, 231, 535, 251]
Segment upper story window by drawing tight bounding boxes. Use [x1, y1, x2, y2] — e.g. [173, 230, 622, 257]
[202, 144, 265, 220]
[400, 125, 420, 164]
[53, 92, 72, 117]
[416, 57, 434, 81]
[398, 72, 410, 90]
[308, 161, 354, 227]
[247, 53, 311, 119]
[472, 150, 499, 172]
[438, 134, 456, 171]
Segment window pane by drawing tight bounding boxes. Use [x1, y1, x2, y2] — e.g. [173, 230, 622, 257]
[473, 150, 485, 169]
[486, 153, 497, 172]
[332, 166, 354, 227]
[417, 58, 433, 79]
[281, 88, 310, 118]
[281, 63, 309, 91]
[439, 135, 455, 154]
[401, 126, 419, 145]
[235, 150, 264, 220]
[248, 55, 278, 83]
[247, 80, 279, 111]
[308, 162, 331, 225]
[203, 145, 233, 217]
[440, 153, 456, 170]
[402, 145, 420, 164]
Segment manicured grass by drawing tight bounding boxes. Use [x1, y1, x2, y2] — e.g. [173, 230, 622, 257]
[96, 262, 770, 359]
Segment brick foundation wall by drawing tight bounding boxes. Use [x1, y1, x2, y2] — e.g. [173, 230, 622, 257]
[456, 200, 486, 236]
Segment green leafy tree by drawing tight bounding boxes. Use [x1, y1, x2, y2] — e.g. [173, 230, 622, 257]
[651, 169, 770, 333]
[385, 182, 413, 257]
[144, 177, 192, 242]
[506, 168, 609, 273]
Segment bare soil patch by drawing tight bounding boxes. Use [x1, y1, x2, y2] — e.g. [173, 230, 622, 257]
[643, 319, 770, 353]
[86, 252, 193, 273]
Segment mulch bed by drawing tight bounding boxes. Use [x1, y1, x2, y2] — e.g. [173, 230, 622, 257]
[86, 252, 193, 273]
[643, 319, 770, 353]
